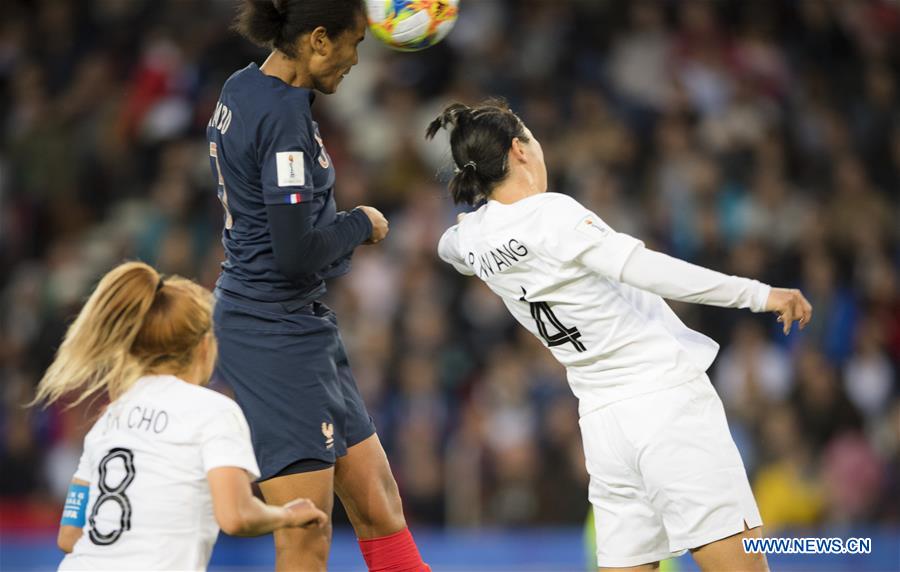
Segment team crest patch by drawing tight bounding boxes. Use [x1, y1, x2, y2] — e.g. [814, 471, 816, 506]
[313, 131, 330, 169]
[276, 152, 305, 187]
[322, 422, 334, 449]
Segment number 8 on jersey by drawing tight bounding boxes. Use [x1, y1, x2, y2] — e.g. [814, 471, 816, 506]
[89, 448, 136, 546]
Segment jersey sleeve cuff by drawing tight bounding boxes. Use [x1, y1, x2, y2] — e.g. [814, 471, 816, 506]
[203, 458, 261, 480]
[750, 282, 772, 313]
[350, 207, 373, 243]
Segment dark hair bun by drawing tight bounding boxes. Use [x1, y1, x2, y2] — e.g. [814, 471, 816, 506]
[235, 0, 285, 46]
[425, 99, 529, 206]
[234, 0, 364, 58]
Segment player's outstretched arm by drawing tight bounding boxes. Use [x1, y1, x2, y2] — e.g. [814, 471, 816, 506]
[207, 467, 327, 536]
[619, 246, 770, 310]
[618, 246, 812, 333]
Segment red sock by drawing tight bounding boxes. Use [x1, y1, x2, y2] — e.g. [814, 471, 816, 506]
[357, 528, 430, 572]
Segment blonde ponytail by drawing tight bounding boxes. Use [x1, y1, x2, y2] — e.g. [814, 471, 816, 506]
[33, 261, 214, 408]
[34, 262, 160, 407]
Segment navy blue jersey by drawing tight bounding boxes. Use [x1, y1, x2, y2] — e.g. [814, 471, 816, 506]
[207, 63, 348, 303]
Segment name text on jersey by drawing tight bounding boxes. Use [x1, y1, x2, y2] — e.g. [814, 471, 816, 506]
[467, 238, 529, 279]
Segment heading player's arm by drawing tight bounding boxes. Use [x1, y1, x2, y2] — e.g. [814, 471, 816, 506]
[207, 467, 326, 536]
[58, 478, 89, 553]
[267, 202, 376, 280]
[260, 109, 382, 281]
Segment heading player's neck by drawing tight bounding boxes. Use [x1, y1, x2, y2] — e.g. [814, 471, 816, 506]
[260, 51, 315, 89]
[490, 170, 545, 205]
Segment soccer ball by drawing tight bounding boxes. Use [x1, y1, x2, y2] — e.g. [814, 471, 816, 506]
[366, 0, 459, 52]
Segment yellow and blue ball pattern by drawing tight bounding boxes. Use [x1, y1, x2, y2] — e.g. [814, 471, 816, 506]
[366, 0, 459, 52]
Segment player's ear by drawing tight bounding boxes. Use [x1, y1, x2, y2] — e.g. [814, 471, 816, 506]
[198, 333, 217, 386]
[199, 332, 213, 358]
[510, 137, 528, 164]
[309, 26, 331, 56]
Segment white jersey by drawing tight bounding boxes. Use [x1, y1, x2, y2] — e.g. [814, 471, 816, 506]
[59, 375, 259, 571]
[439, 192, 729, 416]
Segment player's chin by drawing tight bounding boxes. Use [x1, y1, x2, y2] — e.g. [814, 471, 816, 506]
[331, 70, 350, 93]
[321, 75, 344, 94]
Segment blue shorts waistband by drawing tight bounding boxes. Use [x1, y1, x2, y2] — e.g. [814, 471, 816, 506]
[215, 287, 323, 315]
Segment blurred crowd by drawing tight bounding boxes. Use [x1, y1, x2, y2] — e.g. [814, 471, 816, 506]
[1, 0, 898, 533]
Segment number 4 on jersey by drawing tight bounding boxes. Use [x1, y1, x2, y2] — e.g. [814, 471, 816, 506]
[520, 287, 586, 352]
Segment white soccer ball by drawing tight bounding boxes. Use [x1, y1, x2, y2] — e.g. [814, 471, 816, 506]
[365, 0, 460, 52]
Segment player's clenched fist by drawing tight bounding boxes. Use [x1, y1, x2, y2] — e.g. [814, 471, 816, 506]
[358, 205, 389, 244]
[765, 288, 813, 335]
[283, 498, 328, 529]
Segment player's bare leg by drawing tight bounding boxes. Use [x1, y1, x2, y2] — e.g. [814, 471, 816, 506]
[334, 433, 406, 538]
[259, 467, 335, 572]
[690, 524, 769, 572]
[336, 433, 429, 571]
[599, 562, 660, 571]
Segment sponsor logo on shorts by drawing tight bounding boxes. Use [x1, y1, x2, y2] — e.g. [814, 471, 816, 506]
[322, 422, 334, 449]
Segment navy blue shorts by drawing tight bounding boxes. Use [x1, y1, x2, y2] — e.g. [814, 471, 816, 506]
[212, 289, 376, 481]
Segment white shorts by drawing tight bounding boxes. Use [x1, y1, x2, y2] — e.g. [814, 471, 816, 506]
[580, 375, 762, 568]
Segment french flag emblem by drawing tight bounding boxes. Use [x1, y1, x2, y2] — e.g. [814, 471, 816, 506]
[285, 193, 303, 204]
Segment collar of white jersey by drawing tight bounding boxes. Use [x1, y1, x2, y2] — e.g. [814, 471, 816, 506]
[486, 192, 548, 208]
[130, 374, 187, 391]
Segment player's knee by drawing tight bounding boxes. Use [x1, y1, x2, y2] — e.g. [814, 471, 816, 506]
[273, 522, 332, 560]
[381, 470, 403, 506]
[374, 471, 405, 522]
[350, 474, 406, 532]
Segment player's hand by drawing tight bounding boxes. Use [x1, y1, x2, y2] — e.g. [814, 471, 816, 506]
[282, 498, 328, 529]
[358, 206, 389, 244]
[764, 288, 812, 335]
